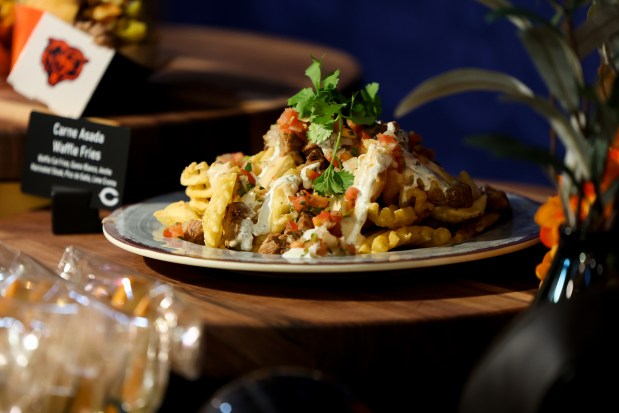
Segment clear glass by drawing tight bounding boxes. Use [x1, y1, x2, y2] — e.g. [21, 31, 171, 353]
[0, 241, 192, 413]
[56, 245, 205, 380]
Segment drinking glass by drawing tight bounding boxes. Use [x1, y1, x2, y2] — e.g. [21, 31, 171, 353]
[0, 242, 197, 413]
[56, 245, 205, 380]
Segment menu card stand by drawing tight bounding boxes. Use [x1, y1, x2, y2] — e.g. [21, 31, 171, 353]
[51, 186, 100, 234]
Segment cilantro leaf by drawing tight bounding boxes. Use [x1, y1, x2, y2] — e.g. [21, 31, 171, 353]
[322, 69, 340, 90]
[288, 88, 314, 112]
[305, 58, 322, 90]
[287, 58, 383, 196]
[349, 82, 382, 125]
[336, 170, 355, 190]
[308, 122, 333, 144]
[314, 167, 355, 196]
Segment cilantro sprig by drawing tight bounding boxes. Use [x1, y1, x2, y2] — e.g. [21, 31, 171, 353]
[288, 57, 382, 196]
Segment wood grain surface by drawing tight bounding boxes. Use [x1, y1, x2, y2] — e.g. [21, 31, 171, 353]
[0, 182, 553, 412]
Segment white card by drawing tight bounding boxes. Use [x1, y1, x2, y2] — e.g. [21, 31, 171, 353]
[8, 12, 115, 118]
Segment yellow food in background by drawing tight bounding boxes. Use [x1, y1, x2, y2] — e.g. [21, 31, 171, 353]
[20, 0, 79, 22]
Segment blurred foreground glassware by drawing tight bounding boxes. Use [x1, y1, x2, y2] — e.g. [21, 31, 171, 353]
[0, 242, 204, 413]
[201, 366, 373, 413]
[56, 245, 205, 380]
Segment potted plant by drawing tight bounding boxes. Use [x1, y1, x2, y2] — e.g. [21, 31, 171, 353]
[395, 0, 619, 301]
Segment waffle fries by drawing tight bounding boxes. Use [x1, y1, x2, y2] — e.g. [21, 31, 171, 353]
[153, 109, 512, 257]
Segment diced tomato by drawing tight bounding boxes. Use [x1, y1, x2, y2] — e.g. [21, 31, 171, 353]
[377, 133, 404, 171]
[240, 168, 256, 186]
[339, 151, 353, 162]
[378, 133, 398, 145]
[308, 193, 329, 209]
[163, 223, 184, 239]
[306, 169, 320, 180]
[290, 190, 329, 213]
[361, 130, 373, 140]
[324, 153, 340, 168]
[312, 210, 331, 227]
[286, 219, 299, 232]
[277, 108, 307, 134]
[345, 186, 359, 202]
[216, 152, 245, 165]
[289, 192, 309, 212]
[344, 243, 357, 254]
[312, 210, 342, 228]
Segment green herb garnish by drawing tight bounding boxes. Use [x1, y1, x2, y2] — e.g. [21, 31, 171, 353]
[288, 57, 382, 196]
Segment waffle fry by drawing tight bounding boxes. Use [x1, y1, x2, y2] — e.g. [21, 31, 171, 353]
[367, 203, 419, 229]
[257, 154, 298, 189]
[269, 189, 293, 234]
[185, 184, 214, 200]
[202, 172, 238, 248]
[153, 200, 200, 227]
[180, 161, 210, 187]
[359, 225, 452, 254]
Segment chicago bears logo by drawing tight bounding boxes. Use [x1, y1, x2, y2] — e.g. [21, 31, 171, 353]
[41, 38, 89, 86]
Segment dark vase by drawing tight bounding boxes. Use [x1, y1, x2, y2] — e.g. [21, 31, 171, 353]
[534, 225, 619, 305]
[459, 223, 619, 413]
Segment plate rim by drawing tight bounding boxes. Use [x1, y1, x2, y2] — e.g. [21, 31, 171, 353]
[102, 191, 541, 274]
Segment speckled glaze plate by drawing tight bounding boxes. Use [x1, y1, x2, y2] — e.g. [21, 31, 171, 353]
[102, 192, 540, 274]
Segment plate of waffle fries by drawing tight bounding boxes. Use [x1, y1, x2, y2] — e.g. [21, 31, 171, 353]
[102, 59, 541, 274]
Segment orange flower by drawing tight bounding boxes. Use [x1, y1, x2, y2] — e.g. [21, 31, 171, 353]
[534, 195, 565, 248]
[602, 146, 619, 191]
[535, 245, 558, 281]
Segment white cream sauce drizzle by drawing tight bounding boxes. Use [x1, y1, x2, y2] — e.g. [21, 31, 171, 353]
[253, 174, 300, 236]
[341, 140, 393, 246]
[206, 162, 236, 187]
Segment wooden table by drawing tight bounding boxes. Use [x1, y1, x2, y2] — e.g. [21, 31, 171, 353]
[0, 24, 361, 202]
[0, 182, 553, 412]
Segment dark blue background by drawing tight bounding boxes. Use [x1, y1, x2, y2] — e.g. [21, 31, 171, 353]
[159, 0, 591, 186]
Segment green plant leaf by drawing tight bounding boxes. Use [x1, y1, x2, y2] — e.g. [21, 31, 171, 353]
[466, 133, 574, 179]
[519, 25, 584, 112]
[575, 3, 619, 59]
[475, 0, 533, 29]
[394, 68, 533, 118]
[503, 93, 592, 179]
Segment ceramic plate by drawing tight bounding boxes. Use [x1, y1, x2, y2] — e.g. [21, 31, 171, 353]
[102, 192, 540, 274]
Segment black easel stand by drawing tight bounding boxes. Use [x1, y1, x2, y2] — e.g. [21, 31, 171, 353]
[51, 186, 101, 234]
